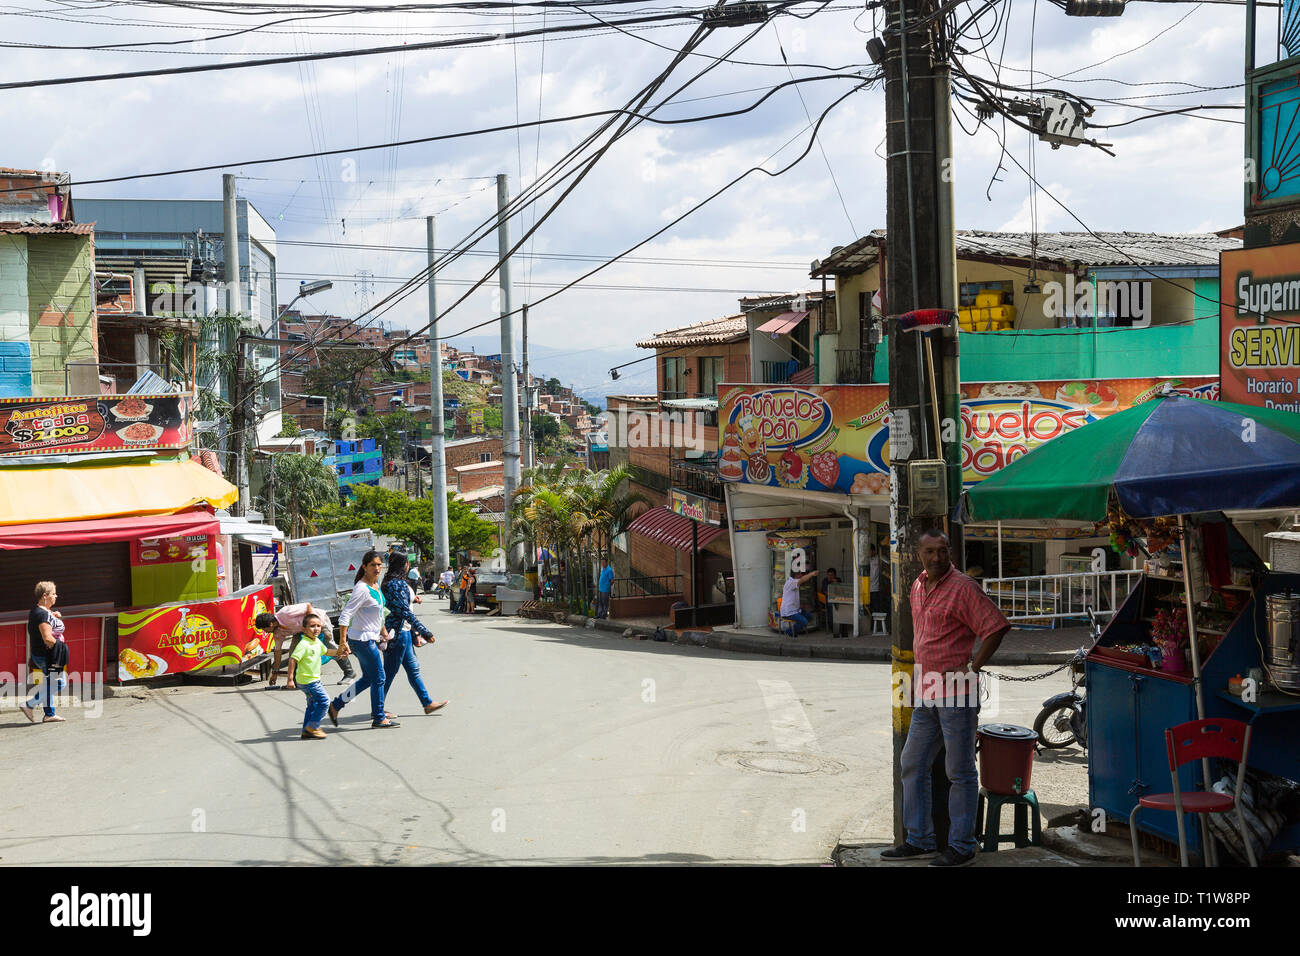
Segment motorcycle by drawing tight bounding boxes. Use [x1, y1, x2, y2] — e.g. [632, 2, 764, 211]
[1033, 607, 1100, 751]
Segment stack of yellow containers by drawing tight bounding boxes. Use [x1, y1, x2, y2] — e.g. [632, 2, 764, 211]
[958, 291, 1016, 331]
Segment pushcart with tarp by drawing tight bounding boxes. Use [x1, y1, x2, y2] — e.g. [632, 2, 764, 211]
[957, 393, 1300, 859]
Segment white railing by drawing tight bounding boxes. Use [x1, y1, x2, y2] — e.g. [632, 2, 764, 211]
[981, 569, 1143, 626]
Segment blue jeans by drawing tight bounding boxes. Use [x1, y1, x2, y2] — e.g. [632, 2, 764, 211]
[781, 610, 812, 634]
[901, 699, 980, 856]
[596, 591, 611, 619]
[300, 679, 330, 731]
[331, 640, 387, 724]
[383, 630, 432, 708]
[26, 656, 65, 718]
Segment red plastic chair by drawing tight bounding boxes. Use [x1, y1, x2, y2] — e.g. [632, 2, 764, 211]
[1129, 718, 1258, 867]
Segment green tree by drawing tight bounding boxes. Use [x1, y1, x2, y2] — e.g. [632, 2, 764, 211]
[482, 404, 502, 431]
[532, 415, 560, 449]
[357, 408, 418, 459]
[277, 415, 301, 438]
[318, 486, 495, 561]
[271, 453, 339, 538]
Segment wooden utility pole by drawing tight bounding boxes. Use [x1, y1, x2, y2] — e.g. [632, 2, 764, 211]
[884, 0, 963, 845]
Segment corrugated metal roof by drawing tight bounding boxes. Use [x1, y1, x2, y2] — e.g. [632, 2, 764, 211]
[636, 313, 747, 349]
[628, 506, 726, 550]
[812, 229, 1242, 276]
[0, 221, 93, 235]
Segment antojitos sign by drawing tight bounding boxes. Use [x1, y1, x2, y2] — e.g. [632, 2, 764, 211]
[1221, 243, 1300, 410]
[116, 587, 272, 681]
[0, 393, 191, 457]
[718, 377, 1218, 494]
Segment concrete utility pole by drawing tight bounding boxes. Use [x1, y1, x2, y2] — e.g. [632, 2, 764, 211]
[224, 173, 250, 514]
[883, 0, 963, 845]
[427, 217, 451, 573]
[496, 174, 522, 569]
[522, 303, 532, 470]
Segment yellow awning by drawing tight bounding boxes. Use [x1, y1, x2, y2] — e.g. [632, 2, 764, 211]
[0, 459, 239, 525]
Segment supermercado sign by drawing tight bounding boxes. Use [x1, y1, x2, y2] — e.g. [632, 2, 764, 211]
[718, 377, 1218, 494]
[1220, 243, 1300, 410]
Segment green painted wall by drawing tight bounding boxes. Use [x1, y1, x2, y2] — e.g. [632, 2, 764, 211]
[872, 317, 1218, 382]
[25, 235, 96, 396]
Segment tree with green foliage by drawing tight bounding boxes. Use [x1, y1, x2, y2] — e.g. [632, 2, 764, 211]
[357, 407, 418, 459]
[271, 453, 339, 538]
[277, 415, 301, 438]
[318, 485, 496, 564]
[482, 404, 502, 431]
[532, 415, 561, 449]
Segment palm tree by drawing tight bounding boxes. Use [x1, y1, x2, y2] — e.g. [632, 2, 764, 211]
[271, 453, 338, 538]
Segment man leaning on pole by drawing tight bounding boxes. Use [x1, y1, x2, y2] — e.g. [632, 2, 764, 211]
[882, 529, 1010, 867]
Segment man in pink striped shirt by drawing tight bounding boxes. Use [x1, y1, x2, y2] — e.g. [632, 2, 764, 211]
[882, 529, 1010, 867]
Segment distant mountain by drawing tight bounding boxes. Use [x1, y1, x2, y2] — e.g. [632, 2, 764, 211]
[443, 334, 655, 410]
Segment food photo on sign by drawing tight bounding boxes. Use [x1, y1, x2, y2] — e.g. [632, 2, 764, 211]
[0, 393, 190, 457]
[717, 377, 1219, 494]
[115, 587, 273, 681]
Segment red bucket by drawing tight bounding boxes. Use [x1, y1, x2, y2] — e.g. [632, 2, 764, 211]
[976, 723, 1038, 795]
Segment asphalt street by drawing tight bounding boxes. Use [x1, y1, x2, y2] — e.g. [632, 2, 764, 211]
[0, 602, 1088, 866]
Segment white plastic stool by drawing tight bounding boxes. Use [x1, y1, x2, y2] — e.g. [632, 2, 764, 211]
[871, 613, 888, 636]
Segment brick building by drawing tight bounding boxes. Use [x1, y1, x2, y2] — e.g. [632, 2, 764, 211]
[454, 459, 504, 493]
[0, 168, 99, 396]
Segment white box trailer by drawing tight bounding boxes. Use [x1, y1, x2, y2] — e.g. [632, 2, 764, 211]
[285, 528, 375, 615]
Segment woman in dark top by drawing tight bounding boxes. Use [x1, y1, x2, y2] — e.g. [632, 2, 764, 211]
[21, 580, 67, 723]
[381, 553, 448, 716]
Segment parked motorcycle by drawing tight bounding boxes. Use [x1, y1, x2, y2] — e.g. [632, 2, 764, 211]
[1033, 607, 1100, 751]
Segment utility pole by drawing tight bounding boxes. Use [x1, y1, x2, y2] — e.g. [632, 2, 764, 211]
[427, 217, 451, 574]
[883, 0, 962, 846]
[223, 173, 249, 514]
[496, 174, 522, 569]
[522, 303, 532, 470]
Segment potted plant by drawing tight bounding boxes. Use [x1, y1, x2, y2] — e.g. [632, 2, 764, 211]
[1150, 607, 1188, 673]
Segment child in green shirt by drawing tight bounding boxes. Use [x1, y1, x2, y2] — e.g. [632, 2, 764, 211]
[286, 613, 349, 739]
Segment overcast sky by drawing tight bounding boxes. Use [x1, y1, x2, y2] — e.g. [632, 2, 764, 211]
[1, 0, 1262, 392]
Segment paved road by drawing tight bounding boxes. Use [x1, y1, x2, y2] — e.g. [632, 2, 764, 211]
[0, 605, 1087, 866]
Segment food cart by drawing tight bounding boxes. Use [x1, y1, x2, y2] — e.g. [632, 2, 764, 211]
[959, 393, 1300, 859]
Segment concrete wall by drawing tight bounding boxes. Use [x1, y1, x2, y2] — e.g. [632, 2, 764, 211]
[26, 234, 98, 396]
[0, 236, 32, 395]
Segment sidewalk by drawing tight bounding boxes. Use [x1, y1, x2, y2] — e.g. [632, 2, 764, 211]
[563, 613, 1087, 665]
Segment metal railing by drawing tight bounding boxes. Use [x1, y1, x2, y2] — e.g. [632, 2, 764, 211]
[612, 573, 682, 599]
[836, 349, 874, 384]
[670, 457, 722, 501]
[981, 569, 1143, 626]
[759, 360, 800, 384]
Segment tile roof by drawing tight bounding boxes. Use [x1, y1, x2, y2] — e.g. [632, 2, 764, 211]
[812, 229, 1242, 276]
[0, 221, 93, 235]
[636, 313, 747, 349]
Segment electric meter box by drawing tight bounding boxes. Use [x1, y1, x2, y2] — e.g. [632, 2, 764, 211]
[908, 459, 949, 516]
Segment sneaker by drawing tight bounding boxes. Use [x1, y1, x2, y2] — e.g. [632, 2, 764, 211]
[929, 848, 977, 867]
[880, 843, 936, 861]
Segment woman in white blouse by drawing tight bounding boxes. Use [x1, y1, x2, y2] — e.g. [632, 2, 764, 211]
[328, 550, 400, 728]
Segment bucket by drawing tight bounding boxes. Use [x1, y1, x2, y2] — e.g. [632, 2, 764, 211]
[976, 723, 1038, 796]
[1266, 593, 1300, 667]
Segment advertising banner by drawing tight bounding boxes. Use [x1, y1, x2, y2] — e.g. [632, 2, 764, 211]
[116, 587, 273, 681]
[0, 393, 191, 457]
[718, 377, 1218, 494]
[670, 488, 723, 525]
[1220, 244, 1300, 409]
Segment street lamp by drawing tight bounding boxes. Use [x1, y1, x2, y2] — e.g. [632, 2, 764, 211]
[282, 279, 333, 315]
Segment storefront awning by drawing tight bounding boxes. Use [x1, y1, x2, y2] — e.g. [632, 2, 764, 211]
[0, 510, 219, 550]
[756, 310, 809, 335]
[0, 459, 239, 526]
[628, 506, 726, 551]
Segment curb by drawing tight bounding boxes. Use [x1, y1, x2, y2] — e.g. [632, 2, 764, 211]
[554, 615, 1073, 664]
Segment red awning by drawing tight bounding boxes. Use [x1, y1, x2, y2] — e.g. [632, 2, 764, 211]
[756, 310, 809, 335]
[627, 507, 726, 552]
[0, 510, 219, 550]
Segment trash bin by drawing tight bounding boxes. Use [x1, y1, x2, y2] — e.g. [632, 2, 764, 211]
[976, 723, 1038, 796]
